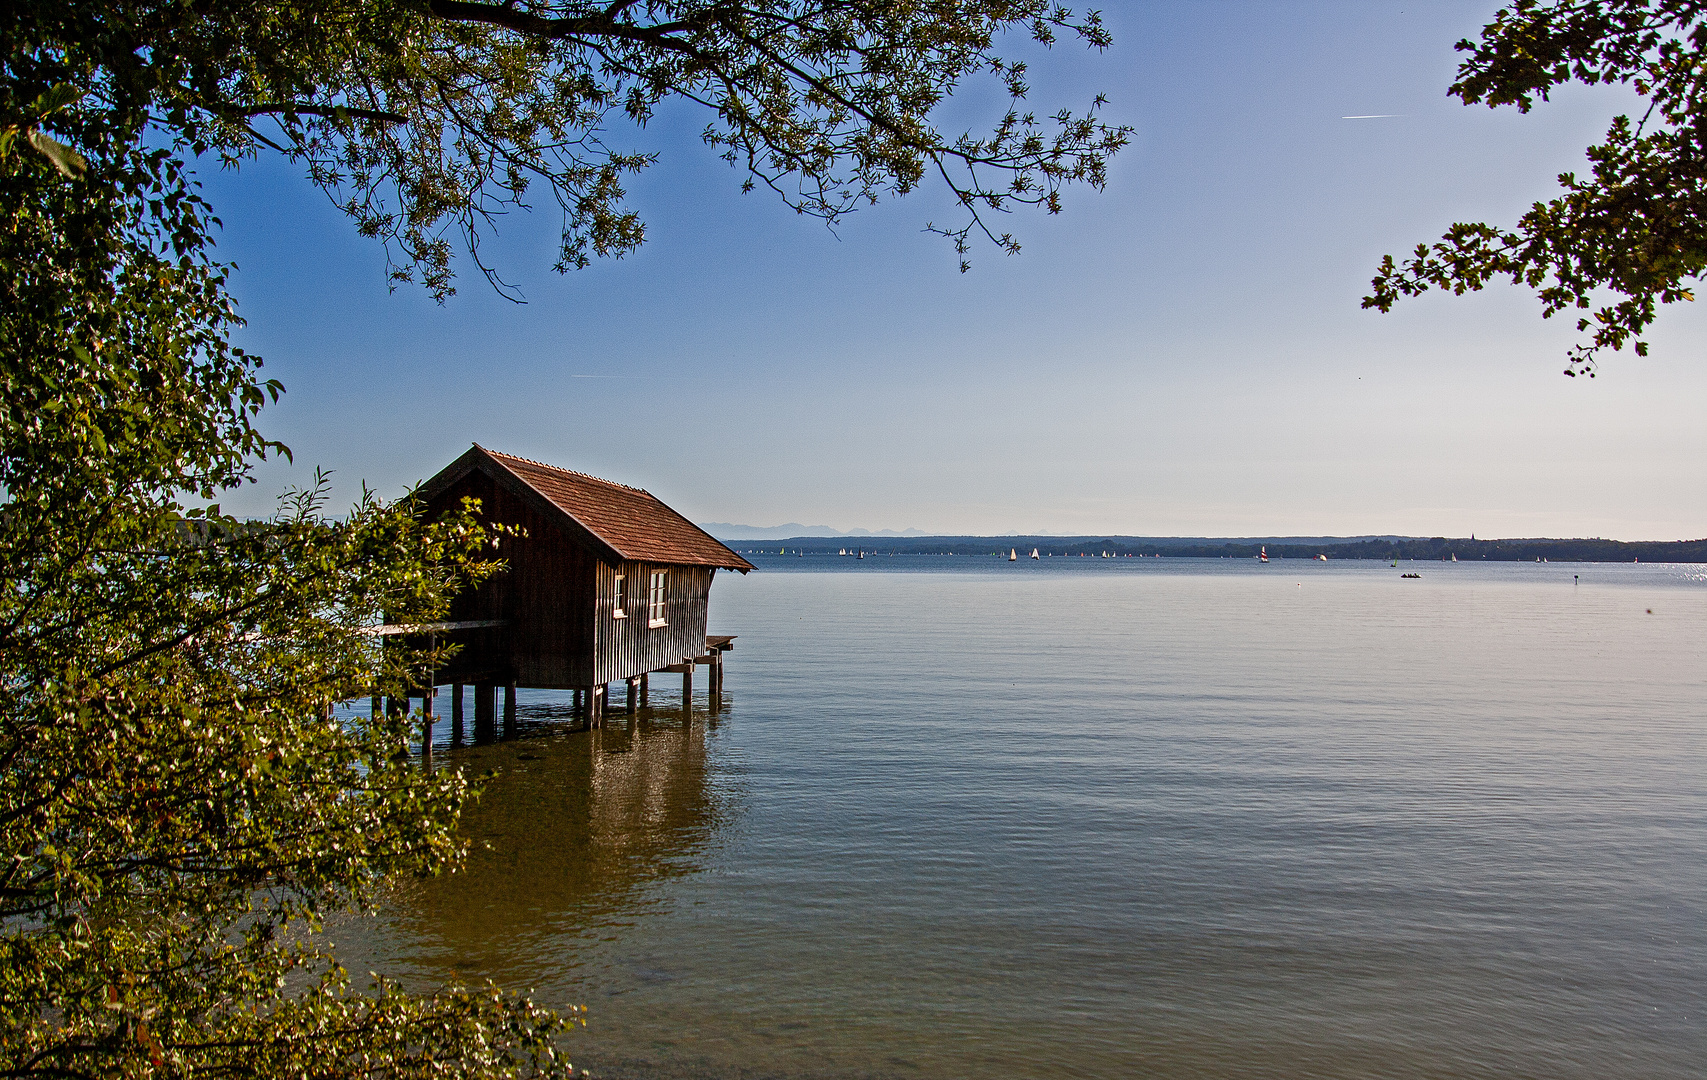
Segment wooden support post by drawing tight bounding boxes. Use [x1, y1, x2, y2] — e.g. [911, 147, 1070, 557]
[640, 672, 649, 708]
[371, 695, 381, 719]
[589, 685, 602, 729]
[503, 681, 517, 740]
[421, 687, 434, 771]
[387, 695, 408, 718]
[710, 652, 722, 710]
[474, 682, 496, 744]
[682, 663, 693, 719]
[626, 677, 639, 715]
[450, 683, 465, 747]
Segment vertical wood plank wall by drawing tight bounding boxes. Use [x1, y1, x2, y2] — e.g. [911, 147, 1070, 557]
[593, 562, 712, 684]
[427, 470, 717, 689]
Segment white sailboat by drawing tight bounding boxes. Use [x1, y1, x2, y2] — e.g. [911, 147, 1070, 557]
[1009, 548, 1017, 561]
[1030, 548, 1040, 560]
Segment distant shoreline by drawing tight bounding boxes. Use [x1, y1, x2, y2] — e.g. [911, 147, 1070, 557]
[719, 535, 1707, 563]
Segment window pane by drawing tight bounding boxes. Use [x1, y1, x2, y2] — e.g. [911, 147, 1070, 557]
[649, 570, 667, 624]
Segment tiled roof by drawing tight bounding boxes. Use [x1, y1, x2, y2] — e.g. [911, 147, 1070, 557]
[481, 448, 753, 571]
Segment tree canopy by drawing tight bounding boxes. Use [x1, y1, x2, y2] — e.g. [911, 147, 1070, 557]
[1, 3, 1127, 1077]
[11, 1, 1129, 295]
[1364, 0, 1707, 375]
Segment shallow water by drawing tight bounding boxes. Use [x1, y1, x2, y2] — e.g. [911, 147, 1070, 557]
[336, 558, 1707, 1079]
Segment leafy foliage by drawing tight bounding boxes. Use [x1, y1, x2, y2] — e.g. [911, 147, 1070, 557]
[0, 115, 559, 1066]
[11, 1, 1129, 297]
[1364, 0, 1707, 375]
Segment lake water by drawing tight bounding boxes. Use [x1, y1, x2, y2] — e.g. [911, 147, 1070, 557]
[339, 558, 1707, 1079]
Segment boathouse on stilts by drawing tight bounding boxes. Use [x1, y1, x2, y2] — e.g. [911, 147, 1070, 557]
[392, 445, 753, 754]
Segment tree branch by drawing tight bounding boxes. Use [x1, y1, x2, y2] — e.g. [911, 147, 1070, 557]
[427, 0, 702, 41]
[236, 104, 407, 125]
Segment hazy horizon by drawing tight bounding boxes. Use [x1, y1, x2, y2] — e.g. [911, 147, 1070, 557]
[699, 524, 1698, 543]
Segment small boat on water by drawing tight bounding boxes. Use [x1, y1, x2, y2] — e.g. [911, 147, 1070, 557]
[1402, 572, 1421, 579]
[857, 549, 864, 559]
[1314, 554, 1327, 561]
[1258, 546, 1269, 563]
[1451, 553, 1458, 562]
[1031, 548, 1040, 560]
[1009, 548, 1017, 562]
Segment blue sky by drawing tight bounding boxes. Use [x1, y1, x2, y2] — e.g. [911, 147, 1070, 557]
[207, 1, 1706, 541]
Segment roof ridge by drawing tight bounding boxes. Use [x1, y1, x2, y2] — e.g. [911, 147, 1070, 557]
[487, 449, 651, 496]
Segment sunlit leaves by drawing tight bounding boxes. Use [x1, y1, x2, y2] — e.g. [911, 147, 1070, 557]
[2, 31, 563, 1066]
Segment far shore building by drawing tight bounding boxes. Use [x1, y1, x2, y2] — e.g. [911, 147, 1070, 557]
[414, 444, 752, 733]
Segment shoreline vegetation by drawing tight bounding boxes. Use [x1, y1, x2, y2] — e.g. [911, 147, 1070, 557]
[725, 536, 1707, 562]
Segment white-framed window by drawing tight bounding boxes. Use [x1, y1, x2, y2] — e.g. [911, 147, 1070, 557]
[647, 570, 668, 627]
[612, 573, 627, 618]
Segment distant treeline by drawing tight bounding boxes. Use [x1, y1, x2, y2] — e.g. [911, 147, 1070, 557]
[728, 535, 1707, 562]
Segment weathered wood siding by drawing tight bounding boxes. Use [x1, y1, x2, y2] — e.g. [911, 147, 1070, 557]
[427, 472, 714, 688]
[593, 562, 712, 683]
[430, 469, 598, 687]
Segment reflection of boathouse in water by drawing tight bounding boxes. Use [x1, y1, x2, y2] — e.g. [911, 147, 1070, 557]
[416, 445, 753, 734]
[338, 720, 723, 985]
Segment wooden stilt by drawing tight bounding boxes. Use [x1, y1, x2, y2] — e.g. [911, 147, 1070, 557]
[474, 682, 496, 743]
[451, 683, 465, 747]
[640, 672, 649, 708]
[626, 677, 638, 715]
[589, 684, 603, 729]
[421, 687, 434, 771]
[503, 681, 517, 740]
[682, 664, 693, 719]
[371, 694, 381, 719]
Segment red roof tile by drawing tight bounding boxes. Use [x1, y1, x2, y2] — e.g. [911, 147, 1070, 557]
[478, 448, 753, 571]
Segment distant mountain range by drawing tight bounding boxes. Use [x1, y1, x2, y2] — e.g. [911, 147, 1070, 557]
[698, 522, 928, 540]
